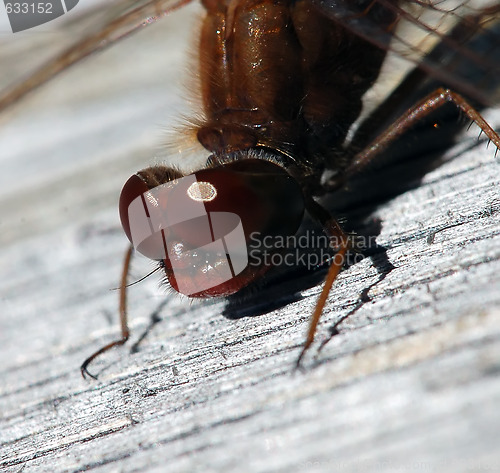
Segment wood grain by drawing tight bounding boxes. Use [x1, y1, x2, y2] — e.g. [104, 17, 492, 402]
[1, 2, 500, 472]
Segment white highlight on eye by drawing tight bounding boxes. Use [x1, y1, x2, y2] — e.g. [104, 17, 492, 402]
[187, 181, 217, 202]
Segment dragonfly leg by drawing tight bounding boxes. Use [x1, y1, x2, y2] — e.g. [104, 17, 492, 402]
[296, 198, 351, 368]
[81, 245, 133, 379]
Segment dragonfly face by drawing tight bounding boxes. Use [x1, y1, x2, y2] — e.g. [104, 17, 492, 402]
[119, 155, 305, 297]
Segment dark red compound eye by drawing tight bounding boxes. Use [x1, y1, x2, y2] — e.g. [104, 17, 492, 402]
[119, 159, 305, 297]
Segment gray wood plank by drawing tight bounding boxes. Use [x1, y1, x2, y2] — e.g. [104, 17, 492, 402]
[1, 2, 500, 473]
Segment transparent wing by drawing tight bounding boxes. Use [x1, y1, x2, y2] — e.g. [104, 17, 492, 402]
[311, 0, 500, 106]
[0, 0, 192, 112]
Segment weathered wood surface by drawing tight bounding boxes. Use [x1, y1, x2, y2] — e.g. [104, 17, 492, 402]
[1, 3, 500, 472]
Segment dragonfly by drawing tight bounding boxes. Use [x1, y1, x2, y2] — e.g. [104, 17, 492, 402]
[1, 0, 499, 378]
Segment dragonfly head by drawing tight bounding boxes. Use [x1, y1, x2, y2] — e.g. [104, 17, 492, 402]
[119, 152, 305, 297]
